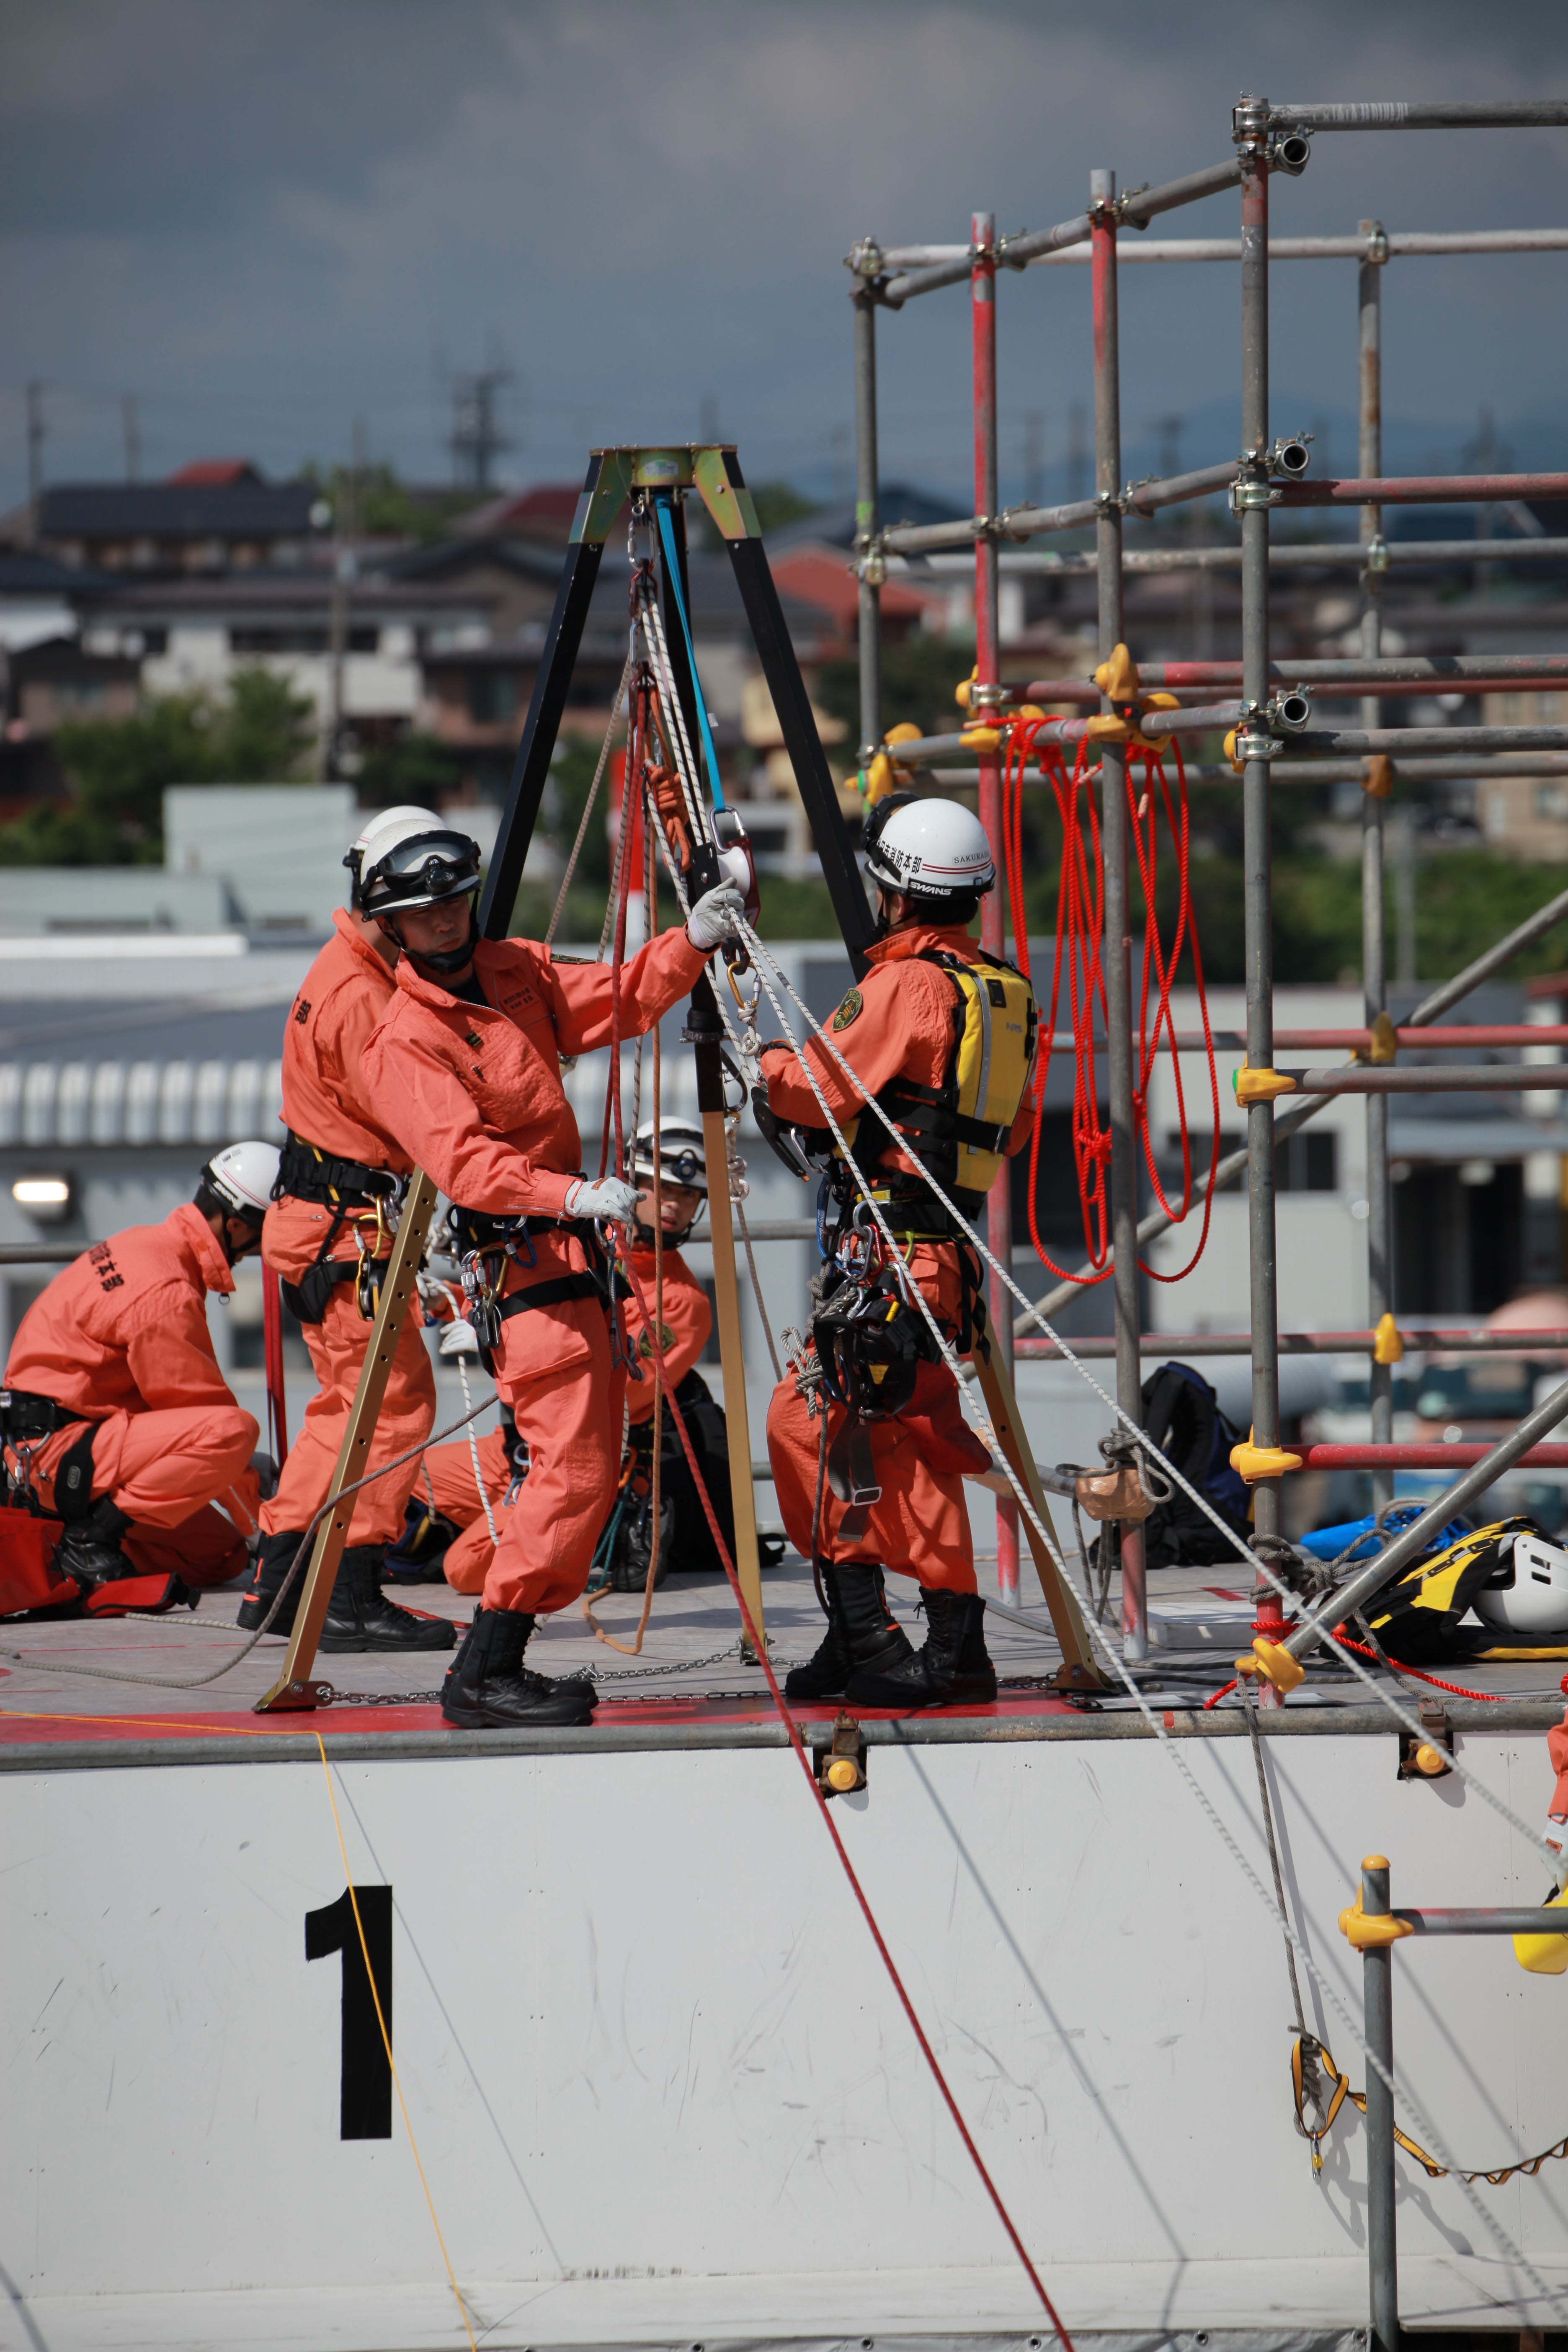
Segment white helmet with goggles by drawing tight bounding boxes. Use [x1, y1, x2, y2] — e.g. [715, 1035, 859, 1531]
[344, 805, 443, 911]
[861, 792, 995, 905]
[359, 818, 483, 919]
[632, 1120, 707, 1197]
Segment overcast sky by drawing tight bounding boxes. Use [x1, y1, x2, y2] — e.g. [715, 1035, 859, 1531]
[5, 0, 1568, 511]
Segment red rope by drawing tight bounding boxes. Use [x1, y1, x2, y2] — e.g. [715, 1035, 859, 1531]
[617, 1251, 1074, 2352]
[1002, 718, 1220, 1286]
[1202, 1627, 1508, 1712]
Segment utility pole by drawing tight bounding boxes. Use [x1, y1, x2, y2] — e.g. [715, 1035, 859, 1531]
[320, 418, 364, 783]
[122, 394, 141, 484]
[450, 364, 514, 490]
[26, 382, 44, 508]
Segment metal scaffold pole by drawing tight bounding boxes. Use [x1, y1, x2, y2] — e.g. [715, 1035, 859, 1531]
[852, 281, 882, 763]
[971, 207, 1020, 1606]
[1236, 102, 1289, 1702]
[1091, 168, 1147, 1660]
[1358, 221, 1395, 1512]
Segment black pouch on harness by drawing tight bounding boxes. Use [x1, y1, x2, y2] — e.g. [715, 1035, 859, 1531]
[280, 1260, 357, 1326]
[52, 1425, 99, 1524]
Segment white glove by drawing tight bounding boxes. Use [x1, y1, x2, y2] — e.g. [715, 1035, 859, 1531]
[439, 1318, 482, 1359]
[565, 1176, 641, 1223]
[686, 882, 745, 953]
[1545, 1813, 1568, 1891]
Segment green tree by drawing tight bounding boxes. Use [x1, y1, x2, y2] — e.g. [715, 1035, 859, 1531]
[0, 666, 317, 866]
[354, 731, 459, 808]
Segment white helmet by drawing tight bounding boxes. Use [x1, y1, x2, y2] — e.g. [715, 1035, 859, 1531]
[632, 1120, 707, 1196]
[861, 792, 995, 905]
[201, 1141, 281, 1222]
[1474, 1527, 1568, 1635]
[345, 805, 443, 910]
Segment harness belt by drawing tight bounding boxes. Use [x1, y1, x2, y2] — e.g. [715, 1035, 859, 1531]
[492, 1272, 606, 1324]
[0, 1389, 90, 1442]
[277, 1132, 401, 1209]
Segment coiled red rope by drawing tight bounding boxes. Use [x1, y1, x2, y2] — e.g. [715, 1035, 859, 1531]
[1002, 720, 1220, 1286]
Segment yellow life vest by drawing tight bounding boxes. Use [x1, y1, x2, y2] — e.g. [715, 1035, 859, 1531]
[834, 948, 1038, 1218]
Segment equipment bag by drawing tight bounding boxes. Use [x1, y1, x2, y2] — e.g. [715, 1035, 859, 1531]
[0, 1499, 78, 1618]
[1136, 1361, 1252, 1569]
[1359, 1515, 1539, 1665]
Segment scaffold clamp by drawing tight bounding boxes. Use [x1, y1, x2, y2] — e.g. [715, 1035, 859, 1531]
[1362, 753, 1395, 797]
[1339, 1874, 1415, 1952]
[1093, 643, 1140, 701]
[1230, 1430, 1305, 1483]
[1366, 1012, 1398, 1066]
[1236, 1636, 1307, 1693]
[1233, 1065, 1297, 1105]
[1372, 1311, 1405, 1365]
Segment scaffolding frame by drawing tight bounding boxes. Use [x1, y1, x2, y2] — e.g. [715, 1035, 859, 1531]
[848, 96, 1568, 1644]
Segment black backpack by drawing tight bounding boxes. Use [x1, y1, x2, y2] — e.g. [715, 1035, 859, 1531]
[1136, 1362, 1253, 1569]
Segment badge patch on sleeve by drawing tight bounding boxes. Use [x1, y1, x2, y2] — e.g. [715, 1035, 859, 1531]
[831, 987, 864, 1032]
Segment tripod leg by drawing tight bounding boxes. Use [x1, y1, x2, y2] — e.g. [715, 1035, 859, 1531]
[254, 1171, 441, 1712]
[970, 1336, 1106, 1692]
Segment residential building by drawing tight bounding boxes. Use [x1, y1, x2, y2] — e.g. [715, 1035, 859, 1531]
[0, 461, 325, 576]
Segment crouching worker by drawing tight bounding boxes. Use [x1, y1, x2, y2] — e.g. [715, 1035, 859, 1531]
[0, 1145, 278, 1605]
[358, 818, 744, 1727]
[758, 795, 1037, 1708]
[392, 1120, 756, 1594]
[238, 806, 451, 1655]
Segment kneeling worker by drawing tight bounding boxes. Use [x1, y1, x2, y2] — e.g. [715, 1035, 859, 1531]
[358, 820, 743, 1727]
[1, 1145, 279, 1595]
[758, 794, 1037, 1708]
[397, 1119, 736, 1592]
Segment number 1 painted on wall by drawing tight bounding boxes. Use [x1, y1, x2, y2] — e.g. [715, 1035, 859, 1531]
[305, 1885, 393, 2139]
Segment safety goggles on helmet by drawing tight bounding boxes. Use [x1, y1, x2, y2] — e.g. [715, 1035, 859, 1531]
[631, 1121, 707, 1197]
[861, 791, 995, 903]
[344, 805, 444, 910]
[361, 830, 483, 918]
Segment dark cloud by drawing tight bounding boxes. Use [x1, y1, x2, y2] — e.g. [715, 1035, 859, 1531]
[4, 0, 1568, 503]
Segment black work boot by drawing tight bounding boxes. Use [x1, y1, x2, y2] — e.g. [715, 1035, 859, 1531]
[318, 1545, 458, 1653]
[846, 1587, 998, 1710]
[55, 1497, 136, 1590]
[236, 1527, 311, 1634]
[784, 1562, 914, 1702]
[441, 1606, 596, 1728]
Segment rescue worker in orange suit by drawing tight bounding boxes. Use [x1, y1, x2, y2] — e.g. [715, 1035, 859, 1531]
[388, 1120, 739, 1595]
[1, 1143, 279, 1597]
[237, 806, 454, 1655]
[357, 818, 745, 1726]
[758, 794, 1037, 1708]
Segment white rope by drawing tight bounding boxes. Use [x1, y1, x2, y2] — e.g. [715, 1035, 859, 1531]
[735, 920, 1564, 2304]
[455, 1354, 499, 1547]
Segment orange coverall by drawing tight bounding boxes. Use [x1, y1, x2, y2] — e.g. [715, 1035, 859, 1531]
[361, 926, 705, 1615]
[2, 1204, 261, 1585]
[761, 921, 1031, 1595]
[421, 1245, 712, 1592]
[261, 910, 436, 1550]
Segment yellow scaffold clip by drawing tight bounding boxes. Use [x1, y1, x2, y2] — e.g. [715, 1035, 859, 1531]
[1233, 1065, 1298, 1105]
[1339, 1867, 1415, 1952]
[1366, 1010, 1398, 1065]
[1236, 1637, 1307, 1694]
[959, 727, 1003, 751]
[955, 666, 978, 709]
[1093, 642, 1140, 701]
[1229, 1426, 1303, 1483]
[1362, 754, 1395, 799]
[1372, 1312, 1404, 1366]
[860, 721, 923, 807]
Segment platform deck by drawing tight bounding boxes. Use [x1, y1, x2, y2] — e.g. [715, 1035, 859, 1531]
[3, 1551, 1562, 1763]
